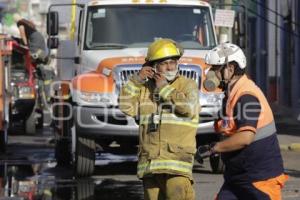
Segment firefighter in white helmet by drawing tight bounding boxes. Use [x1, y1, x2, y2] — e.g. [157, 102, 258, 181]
[119, 38, 199, 200]
[201, 43, 288, 200]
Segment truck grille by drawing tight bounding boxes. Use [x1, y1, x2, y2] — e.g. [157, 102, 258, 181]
[114, 64, 201, 88]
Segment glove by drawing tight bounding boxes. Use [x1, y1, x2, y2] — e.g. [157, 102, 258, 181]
[195, 143, 216, 164]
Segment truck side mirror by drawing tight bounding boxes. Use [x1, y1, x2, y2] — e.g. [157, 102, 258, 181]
[47, 11, 59, 36]
[48, 37, 59, 49]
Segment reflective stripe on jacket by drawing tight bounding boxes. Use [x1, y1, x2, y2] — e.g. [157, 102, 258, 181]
[119, 75, 199, 180]
[215, 75, 284, 182]
[215, 75, 275, 137]
[139, 113, 199, 128]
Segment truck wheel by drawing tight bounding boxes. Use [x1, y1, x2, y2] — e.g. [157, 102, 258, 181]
[25, 115, 36, 135]
[209, 154, 224, 174]
[55, 138, 72, 166]
[74, 136, 96, 177]
[36, 109, 44, 129]
[76, 179, 95, 199]
[0, 130, 7, 153]
[8, 104, 14, 134]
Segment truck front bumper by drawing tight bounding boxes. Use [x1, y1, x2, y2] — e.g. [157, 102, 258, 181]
[74, 106, 139, 138]
[74, 105, 219, 138]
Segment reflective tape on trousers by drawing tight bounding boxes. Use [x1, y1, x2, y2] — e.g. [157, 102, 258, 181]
[137, 159, 193, 177]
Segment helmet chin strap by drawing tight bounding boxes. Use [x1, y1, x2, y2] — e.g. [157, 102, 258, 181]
[219, 56, 234, 91]
[219, 66, 227, 91]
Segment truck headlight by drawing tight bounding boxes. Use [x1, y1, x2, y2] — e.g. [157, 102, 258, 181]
[73, 90, 118, 106]
[80, 92, 110, 103]
[18, 86, 35, 99]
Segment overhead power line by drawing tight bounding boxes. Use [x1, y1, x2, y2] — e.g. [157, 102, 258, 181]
[246, 7, 300, 38]
[250, 0, 300, 28]
[211, 0, 300, 38]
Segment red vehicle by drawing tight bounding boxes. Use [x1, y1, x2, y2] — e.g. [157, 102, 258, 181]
[8, 39, 43, 134]
[0, 34, 11, 152]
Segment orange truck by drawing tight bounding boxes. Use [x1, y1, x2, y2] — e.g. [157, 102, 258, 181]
[47, 0, 224, 176]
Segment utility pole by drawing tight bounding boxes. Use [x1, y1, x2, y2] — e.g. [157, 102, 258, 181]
[255, 0, 267, 95]
[219, 0, 233, 43]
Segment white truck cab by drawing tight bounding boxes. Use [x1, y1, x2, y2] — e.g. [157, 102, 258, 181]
[48, 0, 224, 176]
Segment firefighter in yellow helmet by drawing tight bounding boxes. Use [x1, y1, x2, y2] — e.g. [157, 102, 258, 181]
[119, 38, 199, 200]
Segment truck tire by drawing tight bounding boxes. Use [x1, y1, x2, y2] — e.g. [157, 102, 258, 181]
[209, 154, 224, 174]
[76, 179, 95, 199]
[36, 109, 44, 129]
[55, 138, 72, 166]
[25, 114, 36, 135]
[0, 130, 7, 153]
[8, 104, 15, 134]
[75, 136, 96, 177]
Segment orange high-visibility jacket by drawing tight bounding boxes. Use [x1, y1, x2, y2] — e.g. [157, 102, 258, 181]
[215, 75, 286, 183]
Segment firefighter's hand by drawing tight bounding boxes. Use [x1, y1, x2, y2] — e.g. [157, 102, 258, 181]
[153, 72, 168, 88]
[138, 66, 155, 81]
[195, 143, 217, 164]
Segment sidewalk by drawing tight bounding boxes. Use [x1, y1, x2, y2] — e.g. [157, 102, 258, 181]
[272, 104, 300, 152]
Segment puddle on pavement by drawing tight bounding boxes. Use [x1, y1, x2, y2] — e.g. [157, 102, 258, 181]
[0, 141, 143, 199]
[0, 155, 143, 200]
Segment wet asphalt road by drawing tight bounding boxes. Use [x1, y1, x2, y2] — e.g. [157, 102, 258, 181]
[1, 136, 144, 200]
[1, 127, 300, 200]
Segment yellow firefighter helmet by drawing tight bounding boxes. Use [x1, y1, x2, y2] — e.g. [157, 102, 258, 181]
[145, 38, 183, 62]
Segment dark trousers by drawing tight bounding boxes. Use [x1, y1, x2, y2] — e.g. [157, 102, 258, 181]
[216, 182, 270, 200]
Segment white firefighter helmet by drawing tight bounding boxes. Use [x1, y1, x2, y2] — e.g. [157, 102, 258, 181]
[205, 43, 246, 69]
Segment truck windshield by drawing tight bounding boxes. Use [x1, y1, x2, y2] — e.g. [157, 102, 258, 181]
[84, 5, 216, 50]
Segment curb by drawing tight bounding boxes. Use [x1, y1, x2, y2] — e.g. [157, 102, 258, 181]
[280, 143, 300, 152]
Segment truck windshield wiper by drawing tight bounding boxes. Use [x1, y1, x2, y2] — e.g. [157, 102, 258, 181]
[90, 43, 128, 49]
